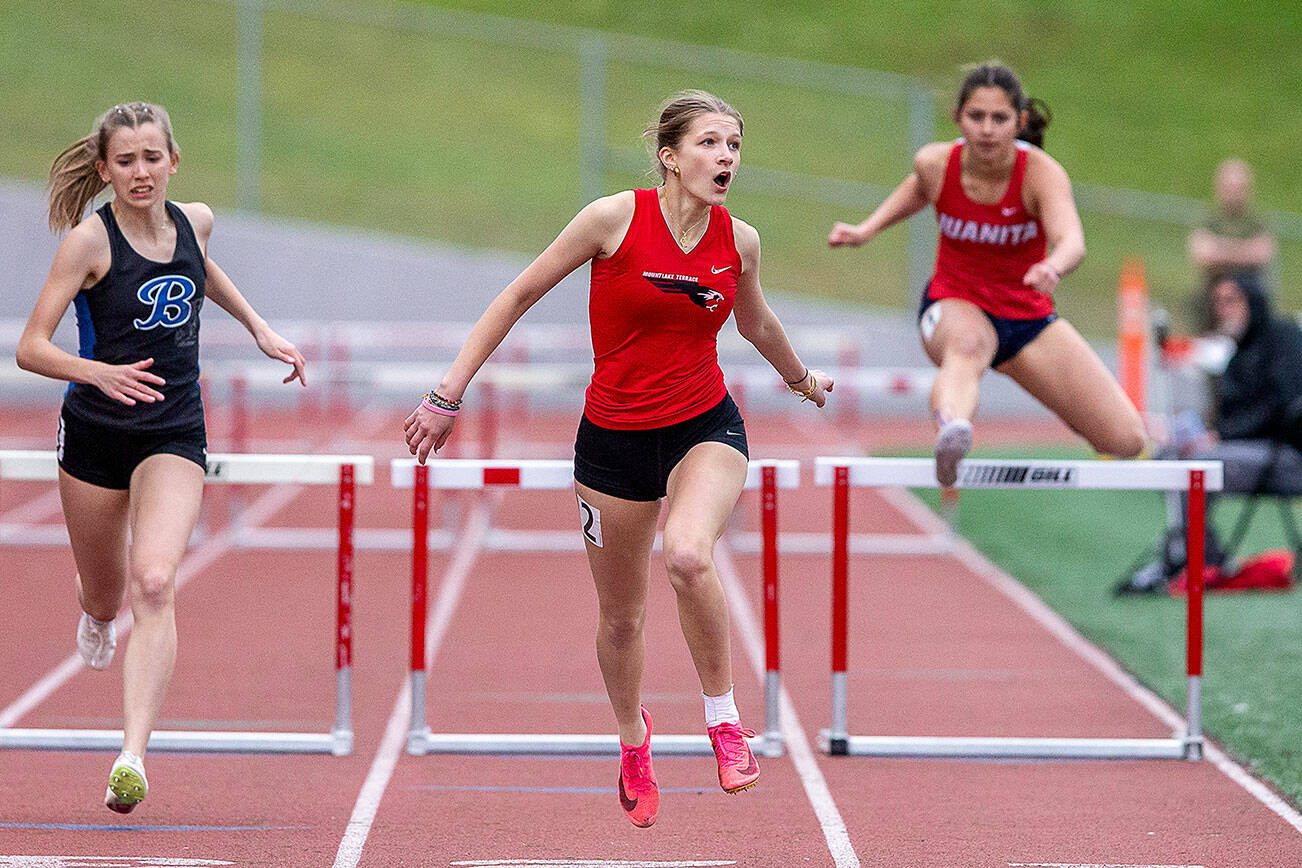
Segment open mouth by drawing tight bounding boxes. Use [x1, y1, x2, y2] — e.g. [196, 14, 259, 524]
[713, 171, 732, 191]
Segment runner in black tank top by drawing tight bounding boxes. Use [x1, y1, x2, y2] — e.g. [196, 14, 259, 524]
[16, 102, 306, 815]
[64, 200, 206, 432]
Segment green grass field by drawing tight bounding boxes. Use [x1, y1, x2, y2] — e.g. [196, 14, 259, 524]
[5, 0, 1300, 336]
[911, 445, 1302, 808]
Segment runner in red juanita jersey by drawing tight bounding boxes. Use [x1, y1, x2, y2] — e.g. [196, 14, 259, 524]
[829, 63, 1145, 485]
[405, 90, 832, 827]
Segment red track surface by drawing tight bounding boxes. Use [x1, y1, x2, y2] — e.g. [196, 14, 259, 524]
[1, 403, 1299, 867]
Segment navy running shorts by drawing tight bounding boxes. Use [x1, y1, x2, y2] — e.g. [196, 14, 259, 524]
[918, 287, 1058, 368]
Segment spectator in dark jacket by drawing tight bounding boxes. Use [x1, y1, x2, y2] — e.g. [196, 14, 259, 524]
[1197, 272, 1302, 490]
[1123, 272, 1302, 591]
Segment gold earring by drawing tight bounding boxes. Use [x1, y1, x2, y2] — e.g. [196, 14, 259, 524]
[672, 166, 680, 176]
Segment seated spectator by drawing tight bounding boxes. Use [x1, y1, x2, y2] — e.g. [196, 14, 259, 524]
[1122, 272, 1302, 592]
[1187, 159, 1277, 331]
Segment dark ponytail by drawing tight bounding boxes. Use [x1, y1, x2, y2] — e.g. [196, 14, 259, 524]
[956, 63, 1053, 148]
[1018, 97, 1052, 148]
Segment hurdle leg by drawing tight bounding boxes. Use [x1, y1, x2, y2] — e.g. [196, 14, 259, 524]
[760, 465, 784, 756]
[408, 463, 432, 755]
[1184, 468, 1205, 761]
[330, 464, 356, 756]
[826, 465, 850, 755]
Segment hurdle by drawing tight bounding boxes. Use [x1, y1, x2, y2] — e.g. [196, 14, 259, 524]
[0, 450, 372, 756]
[390, 457, 799, 758]
[814, 455, 1222, 761]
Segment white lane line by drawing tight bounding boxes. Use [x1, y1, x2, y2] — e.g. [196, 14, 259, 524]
[1, 407, 388, 728]
[715, 540, 860, 868]
[880, 485, 1302, 836]
[0, 482, 304, 728]
[0, 859, 237, 866]
[450, 862, 737, 867]
[331, 496, 492, 868]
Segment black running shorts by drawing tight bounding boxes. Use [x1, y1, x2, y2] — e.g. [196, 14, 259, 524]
[57, 407, 207, 490]
[573, 393, 749, 502]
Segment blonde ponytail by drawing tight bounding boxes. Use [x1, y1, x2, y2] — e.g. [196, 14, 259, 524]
[48, 135, 107, 233]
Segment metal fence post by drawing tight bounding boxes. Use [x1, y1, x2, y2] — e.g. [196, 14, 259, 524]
[578, 36, 607, 208]
[236, 0, 264, 213]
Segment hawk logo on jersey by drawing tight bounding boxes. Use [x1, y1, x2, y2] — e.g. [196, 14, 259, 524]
[643, 272, 725, 311]
[134, 275, 197, 330]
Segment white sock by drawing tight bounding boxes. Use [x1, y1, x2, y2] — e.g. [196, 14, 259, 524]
[117, 749, 143, 768]
[703, 686, 739, 727]
[88, 614, 113, 629]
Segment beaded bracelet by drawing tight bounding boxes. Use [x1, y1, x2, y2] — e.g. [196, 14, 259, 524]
[422, 390, 462, 417]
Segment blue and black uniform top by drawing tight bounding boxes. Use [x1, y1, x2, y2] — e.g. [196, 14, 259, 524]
[63, 201, 206, 431]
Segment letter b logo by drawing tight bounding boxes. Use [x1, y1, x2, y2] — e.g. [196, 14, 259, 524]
[134, 275, 196, 330]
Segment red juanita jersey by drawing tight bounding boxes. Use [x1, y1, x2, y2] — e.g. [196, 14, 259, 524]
[584, 187, 741, 429]
[930, 139, 1052, 319]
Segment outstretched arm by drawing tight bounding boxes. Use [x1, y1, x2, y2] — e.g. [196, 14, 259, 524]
[828, 142, 945, 248]
[404, 192, 629, 462]
[732, 217, 832, 407]
[179, 201, 306, 386]
[205, 258, 306, 386]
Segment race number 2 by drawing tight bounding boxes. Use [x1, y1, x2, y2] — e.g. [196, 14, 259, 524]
[576, 494, 603, 548]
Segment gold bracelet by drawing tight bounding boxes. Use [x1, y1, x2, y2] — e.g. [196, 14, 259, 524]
[788, 372, 817, 401]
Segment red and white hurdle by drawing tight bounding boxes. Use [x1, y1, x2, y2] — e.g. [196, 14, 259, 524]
[814, 455, 1222, 761]
[390, 457, 799, 758]
[0, 450, 371, 755]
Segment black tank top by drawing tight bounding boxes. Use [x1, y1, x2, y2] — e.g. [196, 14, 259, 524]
[63, 201, 206, 430]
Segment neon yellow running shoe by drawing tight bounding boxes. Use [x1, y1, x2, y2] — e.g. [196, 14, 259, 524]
[105, 751, 147, 814]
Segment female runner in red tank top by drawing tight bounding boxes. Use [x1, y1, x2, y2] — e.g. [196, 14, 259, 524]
[829, 64, 1145, 485]
[404, 91, 831, 828]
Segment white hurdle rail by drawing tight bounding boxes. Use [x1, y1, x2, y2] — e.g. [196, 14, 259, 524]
[0, 450, 373, 756]
[814, 456, 1223, 761]
[391, 457, 799, 758]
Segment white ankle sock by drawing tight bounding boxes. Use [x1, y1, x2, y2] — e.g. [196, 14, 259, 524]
[703, 686, 739, 727]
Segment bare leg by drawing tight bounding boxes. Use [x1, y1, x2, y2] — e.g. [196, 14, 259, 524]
[919, 298, 999, 426]
[662, 442, 748, 697]
[575, 481, 660, 746]
[997, 318, 1146, 458]
[121, 454, 204, 757]
[59, 471, 130, 623]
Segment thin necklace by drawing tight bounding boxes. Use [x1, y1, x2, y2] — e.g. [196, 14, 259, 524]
[661, 190, 708, 248]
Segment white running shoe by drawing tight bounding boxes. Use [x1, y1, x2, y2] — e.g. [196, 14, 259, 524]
[934, 419, 974, 487]
[105, 750, 148, 814]
[77, 612, 117, 670]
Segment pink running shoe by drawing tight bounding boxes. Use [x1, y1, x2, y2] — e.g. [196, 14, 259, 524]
[618, 706, 658, 828]
[708, 721, 760, 793]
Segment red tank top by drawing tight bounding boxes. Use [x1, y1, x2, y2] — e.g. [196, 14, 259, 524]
[584, 187, 740, 429]
[931, 140, 1052, 319]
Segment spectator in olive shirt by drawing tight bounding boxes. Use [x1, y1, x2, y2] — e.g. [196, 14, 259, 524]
[1187, 158, 1276, 330]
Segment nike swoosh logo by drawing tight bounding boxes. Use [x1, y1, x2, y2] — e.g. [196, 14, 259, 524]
[739, 756, 758, 776]
[1001, 207, 1017, 216]
[618, 773, 637, 812]
[711, 265, 733, 274]
[726, 430, 742, 436]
